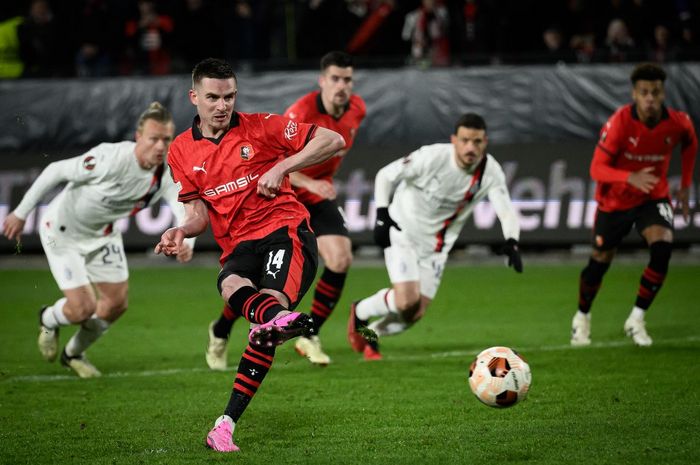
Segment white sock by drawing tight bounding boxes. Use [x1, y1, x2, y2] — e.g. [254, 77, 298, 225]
[368, 313, 408, 336]
[65, 316, 110, 357]
[576, 310, 590, 319]
[630, 306, 646, 320]
[215, 415, 235, 432]
[356, 288, 397, 320]
[41, 297, 70, 328]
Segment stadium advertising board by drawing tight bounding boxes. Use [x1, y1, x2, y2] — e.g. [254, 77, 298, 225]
[2, 141, 697, 254]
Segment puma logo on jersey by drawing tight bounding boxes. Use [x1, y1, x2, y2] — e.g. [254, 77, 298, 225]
[266, 269, 280, 279]
[628, 137, 639, 147]
[193, 162, 207, 174]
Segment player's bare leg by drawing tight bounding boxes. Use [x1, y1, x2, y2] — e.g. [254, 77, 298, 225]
[38, 285, 97, 362]
[61, 281, 127, 378]
[221, 277, 313, 348]
[371, 295, 430, 337]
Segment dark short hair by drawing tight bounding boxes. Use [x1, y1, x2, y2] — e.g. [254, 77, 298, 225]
[454, 113, 487, 134]
[320, 51, 354, 71]
[192, 58, 236, 88]
[630, 63, 666, 84]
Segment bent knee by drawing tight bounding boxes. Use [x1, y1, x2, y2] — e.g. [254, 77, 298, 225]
[321, 250, 353, 273]
[591, 248, 615, 263]
[65, 297, 98, 321]
[395, 296, 421, 314]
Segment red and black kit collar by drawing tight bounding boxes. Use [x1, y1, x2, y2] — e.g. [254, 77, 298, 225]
[315, 93, 350, 121]
[631, 104, 669, 128]
[191, 112, 241, 143]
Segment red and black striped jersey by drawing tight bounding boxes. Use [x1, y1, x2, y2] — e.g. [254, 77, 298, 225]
[284, 91, 366, 205]
[167, 112, 317, 262]
[592, 104, 697, 211]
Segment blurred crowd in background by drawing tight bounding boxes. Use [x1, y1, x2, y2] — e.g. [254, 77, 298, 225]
[0, 0, 698, 79]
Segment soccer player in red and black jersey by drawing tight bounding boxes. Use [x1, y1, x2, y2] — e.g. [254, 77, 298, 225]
[571, 63, 697, 348]
[154, 58, 344, 453]
[285, 51, 365, 365]
[205, 51, 366, 367]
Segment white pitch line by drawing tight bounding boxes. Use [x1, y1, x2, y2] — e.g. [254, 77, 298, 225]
[391, 334, 700, 362]
[4, 335, 698, 383]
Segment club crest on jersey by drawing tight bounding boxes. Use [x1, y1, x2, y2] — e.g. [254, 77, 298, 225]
[83, 156, 96, 171]
[284, 120, 298, 140]
[665, 136, 672, 145]
[240, 145, 253, 160]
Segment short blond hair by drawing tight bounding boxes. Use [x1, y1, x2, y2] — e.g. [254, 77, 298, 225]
[136, 101, 173, 132]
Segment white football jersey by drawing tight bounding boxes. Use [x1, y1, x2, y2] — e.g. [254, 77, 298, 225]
[14, 141, 184, 238]
[374, 143, 519, 255]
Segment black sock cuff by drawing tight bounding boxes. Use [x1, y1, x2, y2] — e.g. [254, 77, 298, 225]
[320, 268, 347, 288]
[228, 286, 258, 316]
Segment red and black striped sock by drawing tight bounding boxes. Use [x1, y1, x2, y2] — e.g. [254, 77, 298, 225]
[228, 286, 285, 324]
[212, 303, 240, 339]
[224, 343, 275, 422]
[635, 242, 671, 310]
[578, 258, 610, 313]
[309, 269, 346, 334]
[635, 267, 666, 309]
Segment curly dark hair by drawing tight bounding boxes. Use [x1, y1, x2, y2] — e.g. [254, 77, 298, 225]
[630, 63, 666, 84]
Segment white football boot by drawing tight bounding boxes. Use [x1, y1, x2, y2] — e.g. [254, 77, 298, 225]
[206, 321, 229, 371]
[295, 335, 331, 366]
[624, 316, 653, 346]
[60, 350, 101, 378]
[38, 306, 59, 362]
[570, 311, 591, 346]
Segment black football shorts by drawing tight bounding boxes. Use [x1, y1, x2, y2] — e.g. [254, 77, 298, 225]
[217, 219, 318, 309]
[592, 199, 674, 250]
[306, 199, 349, 237]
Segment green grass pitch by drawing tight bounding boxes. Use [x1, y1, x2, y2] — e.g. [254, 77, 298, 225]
[1, 262, 698, 464]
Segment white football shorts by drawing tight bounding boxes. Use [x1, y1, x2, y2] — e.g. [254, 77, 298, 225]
[383, 227, 447, 299]
[39, 220, 129, 290]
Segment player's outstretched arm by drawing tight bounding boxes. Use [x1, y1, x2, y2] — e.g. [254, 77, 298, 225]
[155, 199, 208, 257]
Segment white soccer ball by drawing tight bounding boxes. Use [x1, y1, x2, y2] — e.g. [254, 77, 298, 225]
[468, 346, 532, 408]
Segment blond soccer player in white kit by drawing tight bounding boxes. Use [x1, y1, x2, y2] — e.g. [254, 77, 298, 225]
[348, 113, 523, 360]
[2, 102, 193, 378]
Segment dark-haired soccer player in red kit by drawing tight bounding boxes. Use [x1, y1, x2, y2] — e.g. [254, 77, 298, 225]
[205, 51, 366, 367]
[155, 58, 344, 452]
[285, 51, 365, 365]
[571, 63, 697, 347]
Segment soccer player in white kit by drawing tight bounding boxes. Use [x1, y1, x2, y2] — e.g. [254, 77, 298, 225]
[348, 113, 523, 360]
[2, 102, 193, 378]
